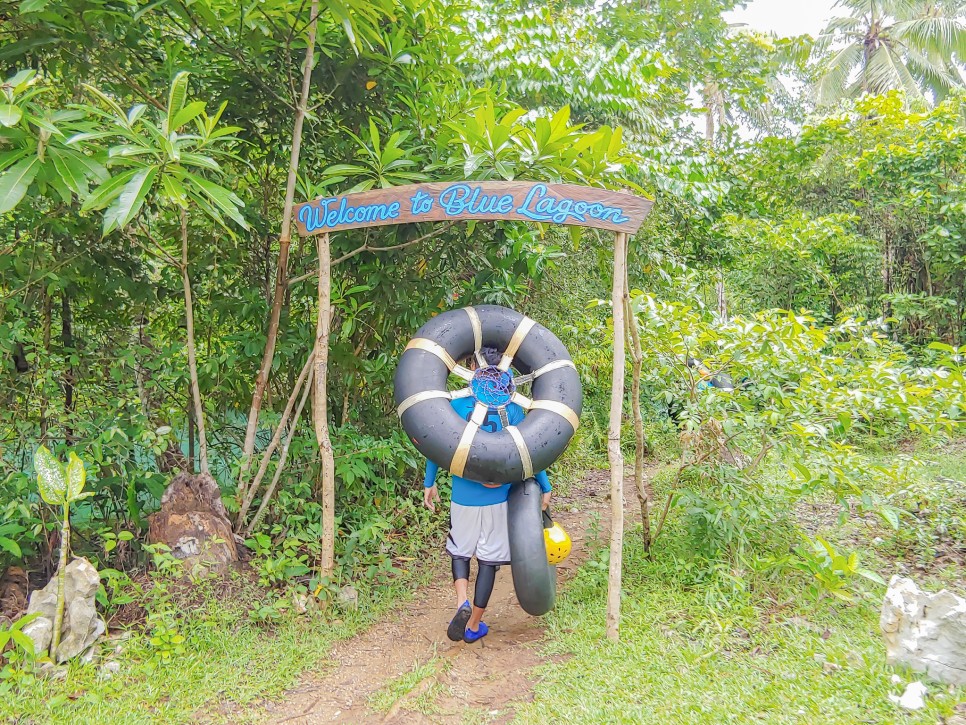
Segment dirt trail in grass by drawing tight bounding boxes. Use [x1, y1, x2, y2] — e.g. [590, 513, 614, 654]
[257, 469, 637, 725]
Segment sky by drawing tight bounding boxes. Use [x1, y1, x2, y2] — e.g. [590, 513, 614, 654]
[723, 0, 839, 38]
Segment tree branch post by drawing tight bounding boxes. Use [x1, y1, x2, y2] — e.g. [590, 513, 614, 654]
[237, 0, 320, 504]
[606, 231, 628, 641]
[314, 232, 336, 579]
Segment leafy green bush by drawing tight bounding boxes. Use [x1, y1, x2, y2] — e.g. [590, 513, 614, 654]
[634, 294, 962, 586]
[243, 424, 441, 591]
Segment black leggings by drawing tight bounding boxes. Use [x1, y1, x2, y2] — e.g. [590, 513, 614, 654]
[451, 558, 499, 609]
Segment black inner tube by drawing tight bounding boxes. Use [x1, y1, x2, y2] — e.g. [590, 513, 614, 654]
[394, 305, 582, 484]
[507, 478, 556, 616]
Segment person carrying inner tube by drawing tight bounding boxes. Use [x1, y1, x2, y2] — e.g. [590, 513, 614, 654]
[423, 346, 552, 644]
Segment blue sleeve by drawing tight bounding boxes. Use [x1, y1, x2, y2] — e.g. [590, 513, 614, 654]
[535, 470, 551, 493]
[424, 460, 439, 488]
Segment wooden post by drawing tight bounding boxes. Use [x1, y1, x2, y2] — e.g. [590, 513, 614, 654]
[314, 232, 336, 579]
[606, 231, 628, 641]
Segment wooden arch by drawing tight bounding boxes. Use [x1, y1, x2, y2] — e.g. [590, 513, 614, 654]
[294, 180, 653, 640]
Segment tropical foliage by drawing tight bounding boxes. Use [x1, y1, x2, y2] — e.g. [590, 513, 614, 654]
[1, 0, 966, 715]
[814, 0, 966, 107]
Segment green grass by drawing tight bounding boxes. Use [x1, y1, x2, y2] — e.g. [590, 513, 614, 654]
[1, 560, 440, 725]
[4, 439, 963, 724]
[513, 442, 966, 725]
[515, 538, 964, 724]
[368, 653, 451, 716]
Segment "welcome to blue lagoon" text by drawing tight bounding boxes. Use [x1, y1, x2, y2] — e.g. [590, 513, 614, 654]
[297, 183, 631, 232]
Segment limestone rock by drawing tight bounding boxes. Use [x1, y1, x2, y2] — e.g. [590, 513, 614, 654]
[147, 472, 238, 575]
[880, 575, 966, 686]
[23, 557, 105, 662]
[888, 681, 928, 710]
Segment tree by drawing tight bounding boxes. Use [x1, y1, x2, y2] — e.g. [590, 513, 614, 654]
[813, 0, 966, 107]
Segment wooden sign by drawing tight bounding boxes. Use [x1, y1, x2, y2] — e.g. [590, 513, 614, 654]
[294, 181, 653, 237]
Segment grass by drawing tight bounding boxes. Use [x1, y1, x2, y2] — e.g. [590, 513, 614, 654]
[4, 438, 963, 724]
[512, 440, 966, 725]
[367, 653, 451, 716]
[1, 556, 441, 725]
[515, 541, 964, 724]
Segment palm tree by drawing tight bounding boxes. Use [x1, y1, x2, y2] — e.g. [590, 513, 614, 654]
[814, 0, 966, 107]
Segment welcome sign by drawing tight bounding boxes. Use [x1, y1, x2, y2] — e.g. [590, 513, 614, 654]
[294, 181, 653, 236]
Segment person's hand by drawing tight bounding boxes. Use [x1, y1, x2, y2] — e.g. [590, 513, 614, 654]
[541, 492, 551, 510]
[424, 485, 440, 512]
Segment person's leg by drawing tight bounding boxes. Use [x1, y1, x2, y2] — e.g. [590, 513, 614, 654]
[467, 561, 498, 630]
[452, 556, 470, 606]
[445, 502, 481, 641]
[465, 502, 510, 642]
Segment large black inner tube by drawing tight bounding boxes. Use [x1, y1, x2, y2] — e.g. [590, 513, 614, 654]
[393, 305, 582, 484]
[507, 478, 556, 616]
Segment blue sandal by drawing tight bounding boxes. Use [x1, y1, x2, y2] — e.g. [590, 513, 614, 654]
[463, 621, 489, 643]
[447, 601, 472, 642]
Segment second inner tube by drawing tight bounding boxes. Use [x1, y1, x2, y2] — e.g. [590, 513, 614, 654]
[507, 478, 556, 616]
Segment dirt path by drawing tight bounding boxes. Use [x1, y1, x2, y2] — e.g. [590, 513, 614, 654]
[259, 470, 616, 725]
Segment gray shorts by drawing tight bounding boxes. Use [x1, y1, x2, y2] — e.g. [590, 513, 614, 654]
[446, 501, 511, 565]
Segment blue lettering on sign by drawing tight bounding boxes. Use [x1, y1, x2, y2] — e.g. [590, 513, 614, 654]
[438, 183, 515, 216]
[517, 184, 629, 225]
[298, 183, 633, 231]
[298, 196, 401, 231]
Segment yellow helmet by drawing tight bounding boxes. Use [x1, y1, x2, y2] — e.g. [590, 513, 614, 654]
[544, 520, 572, 565]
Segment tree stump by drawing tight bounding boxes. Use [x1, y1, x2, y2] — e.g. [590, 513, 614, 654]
[0, 565, 28, 625]
[147, 472, 238, 575]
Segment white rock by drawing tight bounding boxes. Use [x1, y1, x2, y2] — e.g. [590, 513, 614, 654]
[889, 681, 928, 710]
[99, 661, 121, 679]
[23, 557, 106, 662]
[22, 616, 53, 656]
[880, 576, 966, 686]
[338, 584, 359, 609]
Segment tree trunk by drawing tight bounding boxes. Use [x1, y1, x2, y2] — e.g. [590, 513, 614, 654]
[623, 271, 651, 551]
[134, 312, 152, 420]
[314, 232, 336, 579]
[187, 408, 196, 473]
[716, 268, 728, 321]
[237, 0, 321, 504]
[606, 231, 628, 641]
[61, 293, 74, 444]
[703, 79, 724, 145]
[181, 210, 209, 475]
[40, 291, 52, 440]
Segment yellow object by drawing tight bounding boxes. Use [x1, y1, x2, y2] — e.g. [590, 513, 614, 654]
[544, 521, 572, 564]
[366, 80, 377, 90]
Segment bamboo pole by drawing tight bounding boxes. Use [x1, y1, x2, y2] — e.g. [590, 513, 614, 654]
[606, 231, 628, 641]
[314, 232, 336, 578]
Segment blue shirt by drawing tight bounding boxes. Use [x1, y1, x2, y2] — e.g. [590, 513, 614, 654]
[423, 398, 551, 506]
